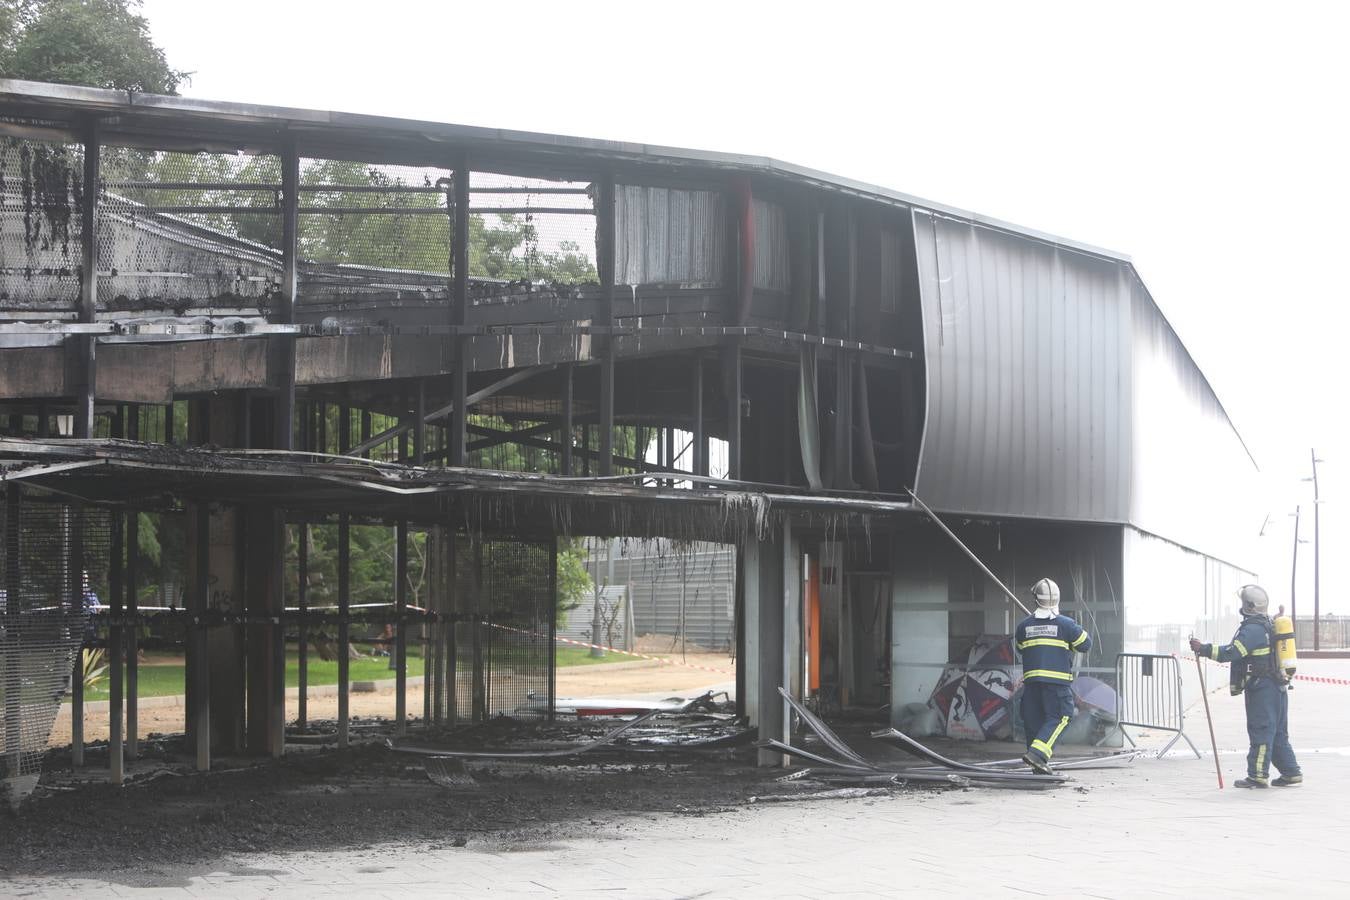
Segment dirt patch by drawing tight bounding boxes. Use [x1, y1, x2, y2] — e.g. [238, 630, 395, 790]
[50, 657, 734, 747]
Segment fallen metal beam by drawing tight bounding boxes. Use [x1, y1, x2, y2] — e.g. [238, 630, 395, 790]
[388, 708, 661, 759]
[906, 489, 1032, 616]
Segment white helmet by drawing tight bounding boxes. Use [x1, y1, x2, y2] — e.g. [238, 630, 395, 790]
[1031, 578, 1060, 610]
[1238, 584, 1269, 617]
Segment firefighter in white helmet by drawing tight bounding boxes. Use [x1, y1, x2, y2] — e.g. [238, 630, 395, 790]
[1190, 584, 1303, 788]
[1015, 578, 1092, 775]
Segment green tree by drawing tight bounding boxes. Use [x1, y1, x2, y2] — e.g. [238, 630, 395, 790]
[1, 0, 186, 93]
[555, 539, 592, 626]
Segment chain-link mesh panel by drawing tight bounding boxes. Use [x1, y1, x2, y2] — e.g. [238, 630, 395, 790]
[298, 158, 453, 305]
[482, 538, 553, 719]
[468, 172, 596, 292]
[98, 150, 282, 315]
[1, 493, 111, 801]
[451, 537, 553, 723]
[0, 136, 86, 315]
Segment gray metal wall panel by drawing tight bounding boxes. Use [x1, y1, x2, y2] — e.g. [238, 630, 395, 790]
[751, 198, 789, 292]
[581, 542, 736, 652]
[911, 210, 1256, 566]
[912, 210, 1133, 524]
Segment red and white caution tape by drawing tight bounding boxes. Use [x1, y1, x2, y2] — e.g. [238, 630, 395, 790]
[488, 623, 735, 677]
[1183, 654, 1350, 687]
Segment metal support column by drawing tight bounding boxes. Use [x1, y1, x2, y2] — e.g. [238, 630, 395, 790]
[430, 530, 444, 724]
[548, 540, 557, 722]
[191, 503, 210, 771]
[448, 528, 459, 723]
[472, 539, 485, 723]
[692, 357, 706, 478]
[423, 531, 434, 728]
[124, 486, 139, 761]
[275, 139, 299, 454]
[723, 343, 742, 480]
[561, 365, 574, 476]
[596, 174, 616, 475]
[449, 157, 469, 468]
[69, 507, 85, 768]
[337, 391, 352, 747]
[72, 118, 98, 440]
[297, 522, 308, 729]
[414, 380, 426, 465]
[108, 487, 124, 784]
[395, 519, 408, 733]
[337, 513, 350, 748]
[3, 487, 21, 782]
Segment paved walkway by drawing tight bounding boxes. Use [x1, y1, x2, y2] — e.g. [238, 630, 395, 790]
[10, 661, 1350, 898]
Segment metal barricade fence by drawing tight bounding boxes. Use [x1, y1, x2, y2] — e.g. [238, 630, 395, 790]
[1116, 653, 1200, 758]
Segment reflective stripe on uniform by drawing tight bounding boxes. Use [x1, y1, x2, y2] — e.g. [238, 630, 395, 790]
[1256, 744, 1268, 778]
[1017, 638, 1070, 650]
[1251, 647, 1271, 656]
[1023, 669, 1073, 681]
[1071, 631, 1089, 648]
[1210, 645, 1219, 661]
[1030, 716, 1072, 761]
[1233, 639, 1249, 656]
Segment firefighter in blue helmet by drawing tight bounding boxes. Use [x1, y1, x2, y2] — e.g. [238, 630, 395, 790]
[1015, 578, 1091, 775]
[1189, 584, 1303, 789]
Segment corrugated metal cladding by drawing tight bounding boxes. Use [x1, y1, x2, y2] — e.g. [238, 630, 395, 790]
[910, 211, 1259, 565]
[878, 225, 906, 313]
[911, 210, 1133, 525]
[751, 198, 790, 292]
[614, 185, 726, 285]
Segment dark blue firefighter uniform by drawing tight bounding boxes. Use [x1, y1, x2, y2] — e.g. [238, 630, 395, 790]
[1198, 616, 1301, 783]
[1015, 613, 1092, 765]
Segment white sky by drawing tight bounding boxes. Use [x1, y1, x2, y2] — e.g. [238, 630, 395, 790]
[140, 0, 1348, 612]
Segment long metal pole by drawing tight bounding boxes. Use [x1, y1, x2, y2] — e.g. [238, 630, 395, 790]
[297, 522, 308, 729]
[338, 397, 351, 746]
[192, 503, 210, 771]
[1311, 449, 1321, 651]
[124, 406, 141, 763]
[395, 519, 408, 733]
[1194, 655, 1223, 790]
[906, 489, 1031, 615]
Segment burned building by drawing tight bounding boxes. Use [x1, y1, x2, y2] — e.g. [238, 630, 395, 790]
[0, 79, 1258, 795]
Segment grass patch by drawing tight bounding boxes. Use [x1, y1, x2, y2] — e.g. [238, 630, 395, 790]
[75, 644, 623, 701]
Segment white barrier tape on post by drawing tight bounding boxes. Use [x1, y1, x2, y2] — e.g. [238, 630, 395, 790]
[488, 622, 735, 677]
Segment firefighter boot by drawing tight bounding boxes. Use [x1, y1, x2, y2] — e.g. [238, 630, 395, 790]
[1234, 776, 1269, 789]
[1272, 774, 1303, 787]
[1021, 752, 1055, 776]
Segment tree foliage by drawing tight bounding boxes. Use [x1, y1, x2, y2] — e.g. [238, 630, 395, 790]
[119, 154, 599, 284]
[0, 0, 187, 93]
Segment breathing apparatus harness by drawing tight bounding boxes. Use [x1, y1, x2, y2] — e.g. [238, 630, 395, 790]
[1228, 614, 1285, 696]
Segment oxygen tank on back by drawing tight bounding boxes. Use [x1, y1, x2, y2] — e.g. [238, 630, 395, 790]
[1273, 614, 1298, 684]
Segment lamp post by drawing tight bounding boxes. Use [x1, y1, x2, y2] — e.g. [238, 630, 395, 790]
[1310, 450, 1324, 651]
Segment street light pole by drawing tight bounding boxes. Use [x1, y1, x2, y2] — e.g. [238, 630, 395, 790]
[1310, 449, 1322, 652]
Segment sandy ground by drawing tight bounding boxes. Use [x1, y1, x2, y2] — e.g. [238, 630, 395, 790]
[48, 651, 735, 746]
